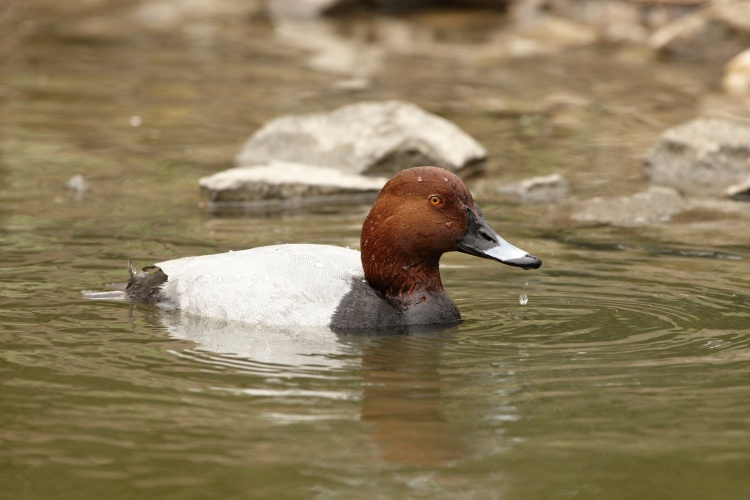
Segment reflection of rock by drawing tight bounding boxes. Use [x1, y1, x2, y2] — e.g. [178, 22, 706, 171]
[571, 186, 687, 226]
[271, 16, 384, 78]
[644, 118, 750, 196]
[265, 0, 342, 19]
[199, 161, 387, 214]
[131, 0, 259, 31]
[496, 173, 571, 204]
[650, 2, 750, 61]
[269, 0, 511, 16]
[479, 16, 597, 59]
[47, 0, 262, 40]
[235, 100, 488, 176]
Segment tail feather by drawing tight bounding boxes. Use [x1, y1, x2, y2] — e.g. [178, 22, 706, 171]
[82, 259, 168, 304]
[125, 262, 168, 304]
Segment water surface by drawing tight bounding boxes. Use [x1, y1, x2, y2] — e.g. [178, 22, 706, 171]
[2, 6, 749, 499]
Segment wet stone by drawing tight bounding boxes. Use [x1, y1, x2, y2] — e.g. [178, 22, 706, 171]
[497, 173, 571, 204]
[644, 118, 750, 197]
[570, 187, 687, 226]
[235, 100, 488, 176]
[199, 161, 387, 214]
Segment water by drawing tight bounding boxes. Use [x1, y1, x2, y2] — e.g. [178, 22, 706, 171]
[3, 4, 750, 499]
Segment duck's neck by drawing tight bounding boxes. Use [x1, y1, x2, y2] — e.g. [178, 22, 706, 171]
[361, 248, 446, 309]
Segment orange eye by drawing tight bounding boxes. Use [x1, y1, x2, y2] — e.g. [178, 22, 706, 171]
[428, 195, 443, 206]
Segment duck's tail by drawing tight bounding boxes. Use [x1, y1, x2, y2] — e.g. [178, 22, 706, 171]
[82, 259, 168, 304]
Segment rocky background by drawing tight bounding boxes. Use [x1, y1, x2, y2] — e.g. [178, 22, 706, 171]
[2, 0, 749, 227]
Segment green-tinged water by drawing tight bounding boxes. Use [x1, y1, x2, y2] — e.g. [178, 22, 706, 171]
[2, 5, 749, 499]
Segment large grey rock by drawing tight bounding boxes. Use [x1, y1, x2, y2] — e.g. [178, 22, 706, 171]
[199, 161, 387, 214]
[644, 119, 750, 196]
[235, 100, 487, 176]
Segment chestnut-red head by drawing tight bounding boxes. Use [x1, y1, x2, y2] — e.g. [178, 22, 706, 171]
[361, 166, 541, 302]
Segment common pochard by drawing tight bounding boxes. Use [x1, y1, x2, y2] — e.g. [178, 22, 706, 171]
[85, 166, 541, 331]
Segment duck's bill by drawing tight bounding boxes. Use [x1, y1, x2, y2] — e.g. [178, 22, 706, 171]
[456, 208, 542, 270]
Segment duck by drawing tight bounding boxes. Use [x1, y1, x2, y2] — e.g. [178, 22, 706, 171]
[84, 166, 541, 331]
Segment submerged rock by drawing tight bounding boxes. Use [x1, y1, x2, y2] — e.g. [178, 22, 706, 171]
[65, 174, 90, 202]
[644, 118, 750, 196]
[473, 16, 597, 60]
[570, 186, 687, 226]
[496, 173, 571, 204]
[565, 184, 750, 228]
[235, 100, 487, 176]
[199, 161, 387, 214]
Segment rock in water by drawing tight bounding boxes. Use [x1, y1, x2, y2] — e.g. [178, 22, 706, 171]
[199, 161, 388, 214]
[644, 119, 750, 196]
[235, 100, 487, 176]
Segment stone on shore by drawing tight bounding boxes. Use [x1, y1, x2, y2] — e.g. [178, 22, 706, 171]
[235, 100, 487, 176]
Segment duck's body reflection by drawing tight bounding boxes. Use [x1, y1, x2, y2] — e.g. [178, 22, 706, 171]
[158, 312, 494, 465]
[358, 333, 468, 465]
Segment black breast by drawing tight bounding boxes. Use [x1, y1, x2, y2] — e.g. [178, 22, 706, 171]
[330, 278, 461, 333]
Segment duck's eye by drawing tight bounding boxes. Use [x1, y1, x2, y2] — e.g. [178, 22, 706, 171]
[428, 195, 443, 206]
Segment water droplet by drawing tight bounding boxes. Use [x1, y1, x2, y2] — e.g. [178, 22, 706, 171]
[315, 262, 324, 268]
[417, 176, 422, 181]
[519, 293, 528, 305]
[443, 177, 448, 182]
[445, 221, 453, 228]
